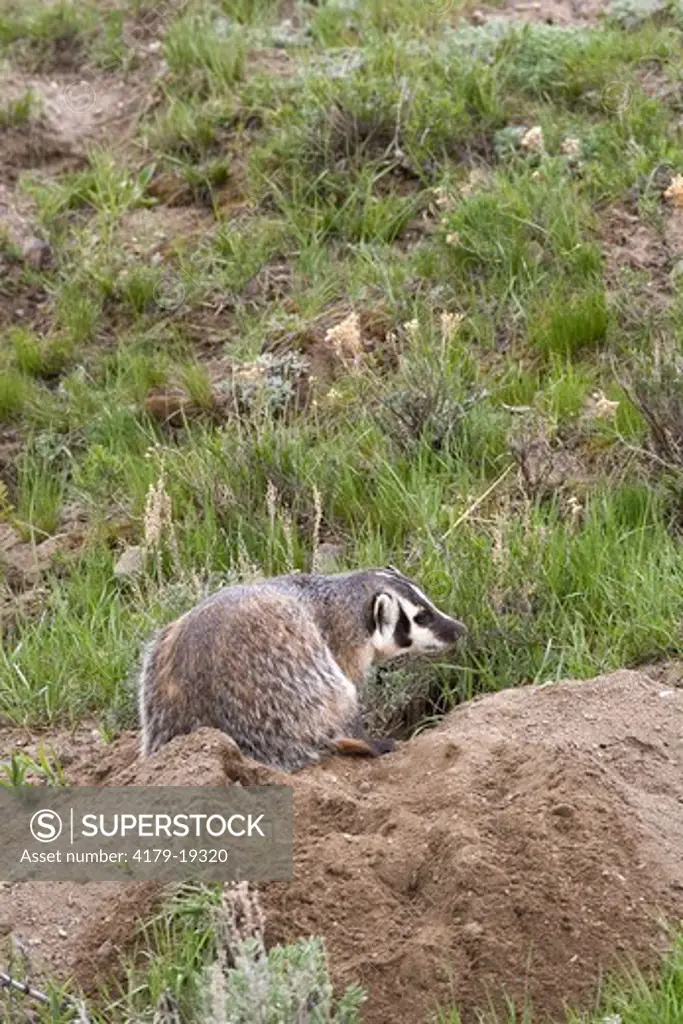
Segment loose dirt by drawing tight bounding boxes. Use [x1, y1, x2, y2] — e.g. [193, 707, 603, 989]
[0, 668, 682, 1022]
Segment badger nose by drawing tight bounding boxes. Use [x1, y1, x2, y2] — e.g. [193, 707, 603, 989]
[449, 618, 468, 642]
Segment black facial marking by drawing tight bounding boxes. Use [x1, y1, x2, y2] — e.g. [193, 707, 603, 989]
[394, 605, 412, 648]
[413, 608, 433, 627]
[366, 599, 378, 635]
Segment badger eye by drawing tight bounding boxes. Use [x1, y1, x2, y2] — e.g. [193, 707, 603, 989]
[414, 609, 432, 627]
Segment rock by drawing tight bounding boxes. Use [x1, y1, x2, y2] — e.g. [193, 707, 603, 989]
[143, 389, 199, 426]
[0, 523, 84, 586]
[113, 545, 145, 579]
[0, 522, 40, 584]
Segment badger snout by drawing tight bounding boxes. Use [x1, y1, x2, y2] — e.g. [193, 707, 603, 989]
[434, 614, 468, 647]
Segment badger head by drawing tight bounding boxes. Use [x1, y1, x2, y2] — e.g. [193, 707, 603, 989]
[368, 567, 467, 662]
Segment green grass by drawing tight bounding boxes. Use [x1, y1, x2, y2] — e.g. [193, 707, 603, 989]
[0, 370, 28, 422]
[3, 0, 683, 721]
[164, 14, 246, 95]
[2, 0, 682, 736]
[0, 89, 37, 128]
[0, 0, 94, 71]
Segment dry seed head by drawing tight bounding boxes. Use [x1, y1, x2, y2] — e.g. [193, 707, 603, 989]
[565, 495, 584, 531]
[217, 882, 266, 958]
[560, 136, 581, 158]
[459, 167, 489, 198]
[521, 125, 545, 153]
[440, 311, 464, 344]
[266, 479, 278, 526]
[207, 962, 228, 1024]
[490, 515, 506, 614]
[589, 391, 620, 419]
[324, 311, 363, 369]
[433, 185, 457, 211]
[144, 472, 173, 550]
[282, 507, 295, 572]
[664, 174, 683, 207]
[403, 318, 419, 339]
[311, 484, 323, 572]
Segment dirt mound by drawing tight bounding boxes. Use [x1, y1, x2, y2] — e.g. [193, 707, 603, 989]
[1, 668, 682, 1021]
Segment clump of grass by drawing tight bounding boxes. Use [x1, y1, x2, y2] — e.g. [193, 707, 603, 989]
[530, 288, 609, 357]
[0, 0, 94, 71]
[0, 226, 22, 262]
[145, 98, 234, 160]
[97, 881, 363, 1020]
[26, 152, 154, 225]
[0, 89, 37, 129]
[16, 442, 68, 539]
[625, 355, 683, 470]
[87, 8, 136, 74]
[0, 370, 28, 421]
[538, 358, 597, 422]
[376, 316, 496, 455]
[435, 162, 602, 317]
[11, 327, 73, 379]
[164, 14, 246, 96]
[180, 363, 215, 411]
[0, 746, 65, 786]
[115, 265, 163, 317]
[219, 0, 282, 24]
[441, 931, 683, 1021]
[178, 156, 231, 205]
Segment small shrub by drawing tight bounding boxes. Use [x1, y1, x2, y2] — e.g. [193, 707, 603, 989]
[203, 883, 365, 1023]
[626, 356, 683, 469]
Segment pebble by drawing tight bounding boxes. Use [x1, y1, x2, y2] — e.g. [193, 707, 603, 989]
[113, 545, 145, 579]
[22, 237, 52, 270]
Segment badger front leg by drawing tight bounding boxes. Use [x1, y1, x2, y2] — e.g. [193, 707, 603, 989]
[332, 712, 396, 759]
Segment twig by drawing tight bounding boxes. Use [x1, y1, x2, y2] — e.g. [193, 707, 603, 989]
[0, 969, 50, 1004]
[442, 463, 516, 539]
[0, 969, 93, 1021]
[383, 76, 411, 160]
[611, 356, 683, 468]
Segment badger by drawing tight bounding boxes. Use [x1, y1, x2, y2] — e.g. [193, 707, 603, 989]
[138, 566, 466, 771]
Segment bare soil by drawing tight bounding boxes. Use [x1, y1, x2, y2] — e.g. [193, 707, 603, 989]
[481, 0, 603, 26]
[602, 206, 672, 310]
[1, 668, 682, 1022]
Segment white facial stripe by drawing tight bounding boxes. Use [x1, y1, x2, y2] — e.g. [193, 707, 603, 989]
[375, 573, 439, 614]
[402, 582, 434, 608]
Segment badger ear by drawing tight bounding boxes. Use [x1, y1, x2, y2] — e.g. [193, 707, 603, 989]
[384, 563, 400, 575]
[373, 593, 399, 636]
